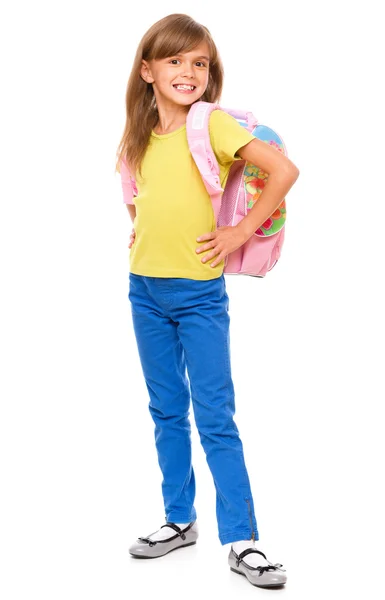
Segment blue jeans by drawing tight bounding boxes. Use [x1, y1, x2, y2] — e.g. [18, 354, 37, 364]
[128, 272, 259, 545]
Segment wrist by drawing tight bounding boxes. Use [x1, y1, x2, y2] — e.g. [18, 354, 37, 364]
[235, 219, 254, 242]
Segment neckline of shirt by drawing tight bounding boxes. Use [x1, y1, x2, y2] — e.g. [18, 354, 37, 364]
[151, 124, 187, 139]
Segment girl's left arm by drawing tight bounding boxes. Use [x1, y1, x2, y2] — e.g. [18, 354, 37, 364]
[196, 138, 300, 268]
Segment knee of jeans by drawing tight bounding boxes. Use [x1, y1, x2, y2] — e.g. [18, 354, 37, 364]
[195, 412, 239, 440]
[149, 402, 191, 423]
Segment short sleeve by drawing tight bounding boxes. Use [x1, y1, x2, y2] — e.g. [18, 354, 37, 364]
[120, 157, 136, 205]
[208, 109, 255, 167]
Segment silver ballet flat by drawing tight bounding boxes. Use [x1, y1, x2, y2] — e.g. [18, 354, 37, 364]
[129, 521, 198, 559]
[228, 546, 287, 588]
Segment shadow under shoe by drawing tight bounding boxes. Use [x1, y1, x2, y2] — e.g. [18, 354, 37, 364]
[129, 521, 198, 559]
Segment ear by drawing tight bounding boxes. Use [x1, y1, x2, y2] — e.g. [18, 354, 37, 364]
[141, 60, 155, 84]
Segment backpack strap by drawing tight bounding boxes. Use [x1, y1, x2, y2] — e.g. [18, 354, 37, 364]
[186, 102, 258, 222]
[186, 102, 224, 222]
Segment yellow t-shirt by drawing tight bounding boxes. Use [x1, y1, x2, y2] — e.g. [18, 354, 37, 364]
[129, 109, 255, 280]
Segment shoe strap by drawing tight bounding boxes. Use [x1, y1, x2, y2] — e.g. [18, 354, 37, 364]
[237, 548, 267, 562]
[160, 521, 193, 540]
[138, 521, 194, 546]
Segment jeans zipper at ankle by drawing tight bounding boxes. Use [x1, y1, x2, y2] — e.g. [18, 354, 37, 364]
[245, 498, 256, 541]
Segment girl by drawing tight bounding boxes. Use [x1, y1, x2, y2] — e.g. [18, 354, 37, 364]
[116, 13, 299, 589]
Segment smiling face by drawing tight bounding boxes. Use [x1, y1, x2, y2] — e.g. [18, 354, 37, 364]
[141, 41, 210, 112]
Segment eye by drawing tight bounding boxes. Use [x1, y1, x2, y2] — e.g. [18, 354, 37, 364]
[196, 61, 207, 68]
[170, 59, 180, 65]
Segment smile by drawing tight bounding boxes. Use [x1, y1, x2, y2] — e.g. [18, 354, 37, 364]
[173, 84, 196, 91]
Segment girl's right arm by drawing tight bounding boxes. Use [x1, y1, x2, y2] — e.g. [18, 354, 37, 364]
[126, 204, 136, 223]
[126, 204, 136, 248]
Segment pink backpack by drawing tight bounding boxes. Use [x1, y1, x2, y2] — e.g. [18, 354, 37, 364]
[120, 101, 287, 277]
[186, 102, 287, 277]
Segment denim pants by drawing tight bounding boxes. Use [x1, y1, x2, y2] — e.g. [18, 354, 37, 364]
[128, 272, 259, 545]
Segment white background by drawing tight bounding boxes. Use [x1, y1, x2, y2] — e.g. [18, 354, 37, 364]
[1, 1, 384, 598]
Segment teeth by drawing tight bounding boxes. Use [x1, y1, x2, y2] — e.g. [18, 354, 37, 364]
[175, 85, 195, 90]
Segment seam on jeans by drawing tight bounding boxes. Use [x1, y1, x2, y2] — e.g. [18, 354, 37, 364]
[218, 312, 231, 379]
[182, 468, 193, 517]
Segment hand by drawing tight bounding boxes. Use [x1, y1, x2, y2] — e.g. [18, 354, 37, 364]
[196, 226, 247, 268]
[128, 228, 136, 249]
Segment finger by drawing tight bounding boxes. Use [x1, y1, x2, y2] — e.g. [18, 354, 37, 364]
[196, 232, 216, 243]
[196, 240, 217, 254]
[201, 247, 221, 263]
[210, 252, 226, 267]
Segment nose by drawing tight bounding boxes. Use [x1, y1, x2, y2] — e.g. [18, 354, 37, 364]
[181, 63, 195, 78]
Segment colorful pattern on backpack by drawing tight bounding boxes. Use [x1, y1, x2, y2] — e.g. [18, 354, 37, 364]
[245, 125, 286, 237]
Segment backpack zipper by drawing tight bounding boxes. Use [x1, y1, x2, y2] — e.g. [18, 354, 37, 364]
[245, 498, 256, 541]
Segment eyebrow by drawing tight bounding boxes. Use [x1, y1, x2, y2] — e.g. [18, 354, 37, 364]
[174, 54, 210, 61]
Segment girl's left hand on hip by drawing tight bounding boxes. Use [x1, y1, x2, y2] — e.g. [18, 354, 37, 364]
[196, 226, 246, 268]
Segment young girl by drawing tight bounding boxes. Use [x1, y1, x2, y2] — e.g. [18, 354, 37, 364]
[116, 13, 299, 589]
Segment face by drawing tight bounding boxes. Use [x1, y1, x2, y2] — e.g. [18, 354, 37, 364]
[141, 41, 210, 111]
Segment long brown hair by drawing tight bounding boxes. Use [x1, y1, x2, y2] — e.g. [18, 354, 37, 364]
[115, 14, 224, 178]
